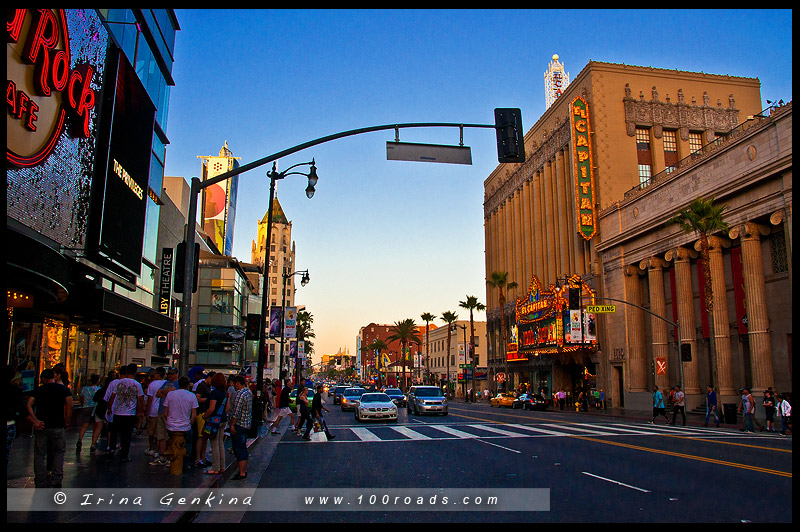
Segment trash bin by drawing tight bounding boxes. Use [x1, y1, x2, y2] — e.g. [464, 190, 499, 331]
[723, 404, 737, 424]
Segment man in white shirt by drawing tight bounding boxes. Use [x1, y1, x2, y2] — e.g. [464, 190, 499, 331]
[105, 363, 144, 462]
[163, 376, 198, 436]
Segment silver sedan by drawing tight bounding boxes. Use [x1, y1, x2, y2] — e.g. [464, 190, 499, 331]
[354, 393, 398, 422]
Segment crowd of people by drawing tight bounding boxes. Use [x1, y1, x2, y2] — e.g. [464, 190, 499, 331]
[7, 364, 259, 488]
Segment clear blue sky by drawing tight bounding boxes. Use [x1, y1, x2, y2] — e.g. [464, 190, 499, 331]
[163, 9, 792, 358]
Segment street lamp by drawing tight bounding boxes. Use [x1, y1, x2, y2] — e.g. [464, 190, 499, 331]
[254, 160, 318, 430]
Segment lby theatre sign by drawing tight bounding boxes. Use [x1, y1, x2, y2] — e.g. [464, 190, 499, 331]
[7, 9, 97, 167]
[508, 274, 597, 361]
[571, 96, 597, 241]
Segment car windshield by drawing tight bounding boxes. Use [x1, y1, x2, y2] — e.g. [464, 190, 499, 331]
[334, 387, 347, 393]
[344, 388, 365, 397]
[415, 388, 443, 397]
[360, 393, 390, 403]
[384, 389, 402, 396]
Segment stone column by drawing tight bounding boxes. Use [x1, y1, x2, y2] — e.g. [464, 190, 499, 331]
[624, 264, 648, 392]
[665, 246, 700, 395]
[641, 257, 670, 389]
[521, 178, 532, 290]
[695, 236, 736, 396]
[728, 221, 774, 394]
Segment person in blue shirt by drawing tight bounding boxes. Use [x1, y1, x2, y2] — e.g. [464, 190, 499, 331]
[703, 385, 720, 427]
[650, 386, 669, 424]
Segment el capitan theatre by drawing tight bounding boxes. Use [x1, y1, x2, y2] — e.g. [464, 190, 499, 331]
[8, 9, 177, 393]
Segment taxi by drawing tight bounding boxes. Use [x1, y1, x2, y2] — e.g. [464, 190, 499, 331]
[489, 392, 517, 408]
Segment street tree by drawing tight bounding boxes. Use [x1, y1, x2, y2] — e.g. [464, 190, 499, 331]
[420, 312, 437, 384]
[459, 295, 485, 401]
[440, 310, 459, 397]
[387, 318, 421, 390]
[486, 271, 517, 392]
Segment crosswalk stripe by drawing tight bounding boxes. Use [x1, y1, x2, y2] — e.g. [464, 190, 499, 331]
[593, 424, 657, 435]
[467, 424, 527, 437]
[351, 428, 381, 441]
[428, 425, 480, 439]
[540, 423, 616, 436]
[390, 426, 432, 440]
[606, 423, 713, 435]
[504, 424, 573, 436]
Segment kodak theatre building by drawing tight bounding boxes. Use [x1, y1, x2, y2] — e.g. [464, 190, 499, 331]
[483, 59, 791, 412]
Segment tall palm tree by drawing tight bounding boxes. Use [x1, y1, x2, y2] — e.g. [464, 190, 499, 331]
[368, 339, 389, 389]
[459, 295, 486, 402]
[668, 196, 730, 392]
[486, 271, 517, 392]
[440, 310, 459, 397]
[387, 318, 421, 390]
[420, 312, 437, 384]
[296, 311, 315, 383]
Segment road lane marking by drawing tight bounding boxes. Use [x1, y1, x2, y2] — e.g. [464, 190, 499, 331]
[467, 424, 527, 437]
[570, 435, 792, 478]
[351, 428, 381, 441]
[505, 424, 575, 437]
[389, 426, 431, 440]
[428, 425, 479, 439]
[539, 423, 616, 436]
[581, 472, 651, 493]
[476, 439, 521, 453]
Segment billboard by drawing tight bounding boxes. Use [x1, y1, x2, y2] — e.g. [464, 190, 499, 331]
[201, 154, 239, 256]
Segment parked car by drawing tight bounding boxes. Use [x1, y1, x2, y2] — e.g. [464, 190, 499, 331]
[354, 393, 398, 422]
[512, 393, 548, 411]
[332, 385, 348, 405]
[383, 388, 406, 407]
[406, 385, 448, 416]
[490, 392, 516, 408]
[340, 387, 366, 411]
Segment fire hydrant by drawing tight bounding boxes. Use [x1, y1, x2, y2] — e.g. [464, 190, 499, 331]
[163, 433, 186, 476]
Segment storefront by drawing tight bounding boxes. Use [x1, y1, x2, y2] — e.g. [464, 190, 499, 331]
[8, 9, 176, 396]
[508, 274, 599, 403]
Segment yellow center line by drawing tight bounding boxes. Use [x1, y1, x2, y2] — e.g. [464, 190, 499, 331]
[447, 408, 792, 478]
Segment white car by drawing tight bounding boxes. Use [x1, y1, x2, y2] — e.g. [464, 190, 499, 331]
[354, 393, 398, 422]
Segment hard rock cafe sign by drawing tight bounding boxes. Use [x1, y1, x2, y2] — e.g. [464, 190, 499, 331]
[7, 9, 97, 167]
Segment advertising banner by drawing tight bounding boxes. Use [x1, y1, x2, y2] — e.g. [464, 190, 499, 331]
[284, 306, 297, 339]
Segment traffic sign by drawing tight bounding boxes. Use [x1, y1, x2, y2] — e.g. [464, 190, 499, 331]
[587, 305, 615, 313]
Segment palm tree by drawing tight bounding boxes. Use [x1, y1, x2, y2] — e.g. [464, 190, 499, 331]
[420, 312, 437, 384]
[440, 310, 459, 398]
[459, 295, 486, 402]
[486, 271, 517, 392]
[668, 196, 730, 392]
[296, 311, 315, 383]
[368, 339, 389, 389]
[387, 318, 421, 390]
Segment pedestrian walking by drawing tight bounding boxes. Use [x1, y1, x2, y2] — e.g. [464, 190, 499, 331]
[228, 375, 252, 480]
[75, 374, 101, 451]
[149, 368, 179, 465]
[304, 384, 335, 440]
[295, 386, 311, 436]
[105, 363, 145, 462]
[669, 385, 686, 426]
[6, 367, 25, 469]
[144, 367, 167, 458]
[92, 370, 116, 452]
[25, 368, 73, 488]
[270, 379, 294, 435]
[650, 386, 669, 424]
[203, 373, 229, 475]
[193, 371, 214, 468]
[739, 387, 755, 433]
[703, 385, 720, 427]
[777, 393, 791, 436]
[763, 388, 777, 433]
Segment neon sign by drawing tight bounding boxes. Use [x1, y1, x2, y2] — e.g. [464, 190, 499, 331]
[7, 9, 97, 167]
[571, 96, 597, 240]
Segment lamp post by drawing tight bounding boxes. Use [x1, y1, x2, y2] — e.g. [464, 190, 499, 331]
[279, 268, 309, 389]
[253, 160, 318, 430]
[459, 324, 468, 401]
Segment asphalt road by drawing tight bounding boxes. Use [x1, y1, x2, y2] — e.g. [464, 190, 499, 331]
[206, 394, 792, 523]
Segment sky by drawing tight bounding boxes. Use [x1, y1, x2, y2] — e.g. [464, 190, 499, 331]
[162, 9, 792, 359]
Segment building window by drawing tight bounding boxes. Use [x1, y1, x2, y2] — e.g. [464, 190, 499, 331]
[636, 128, 652, 186]
[770, 231, 788, 274]
[663, 130, 678, 172]
[689, 132, 703, 154]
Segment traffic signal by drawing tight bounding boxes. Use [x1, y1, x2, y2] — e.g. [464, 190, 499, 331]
[568, 287, 581, 310]
[173, 241, 199, 293]
[494, 108, 525, 163]
[246, 313, 262, 341]
[680, 343, 692, 362]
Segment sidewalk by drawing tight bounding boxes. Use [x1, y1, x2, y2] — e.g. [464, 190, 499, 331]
[6, 423, 271, 523]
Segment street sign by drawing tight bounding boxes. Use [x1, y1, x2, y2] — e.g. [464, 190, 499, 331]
[386, 141, 472, 165]
[587, 305, 616, 313]
[459, 364, 472, 369]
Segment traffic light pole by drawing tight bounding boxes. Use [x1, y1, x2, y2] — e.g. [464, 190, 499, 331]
[177, 112, 525, 427]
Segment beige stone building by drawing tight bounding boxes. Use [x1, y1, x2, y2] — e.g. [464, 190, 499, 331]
[423, 320, 488, 396]
[483, 59, 790, 411]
